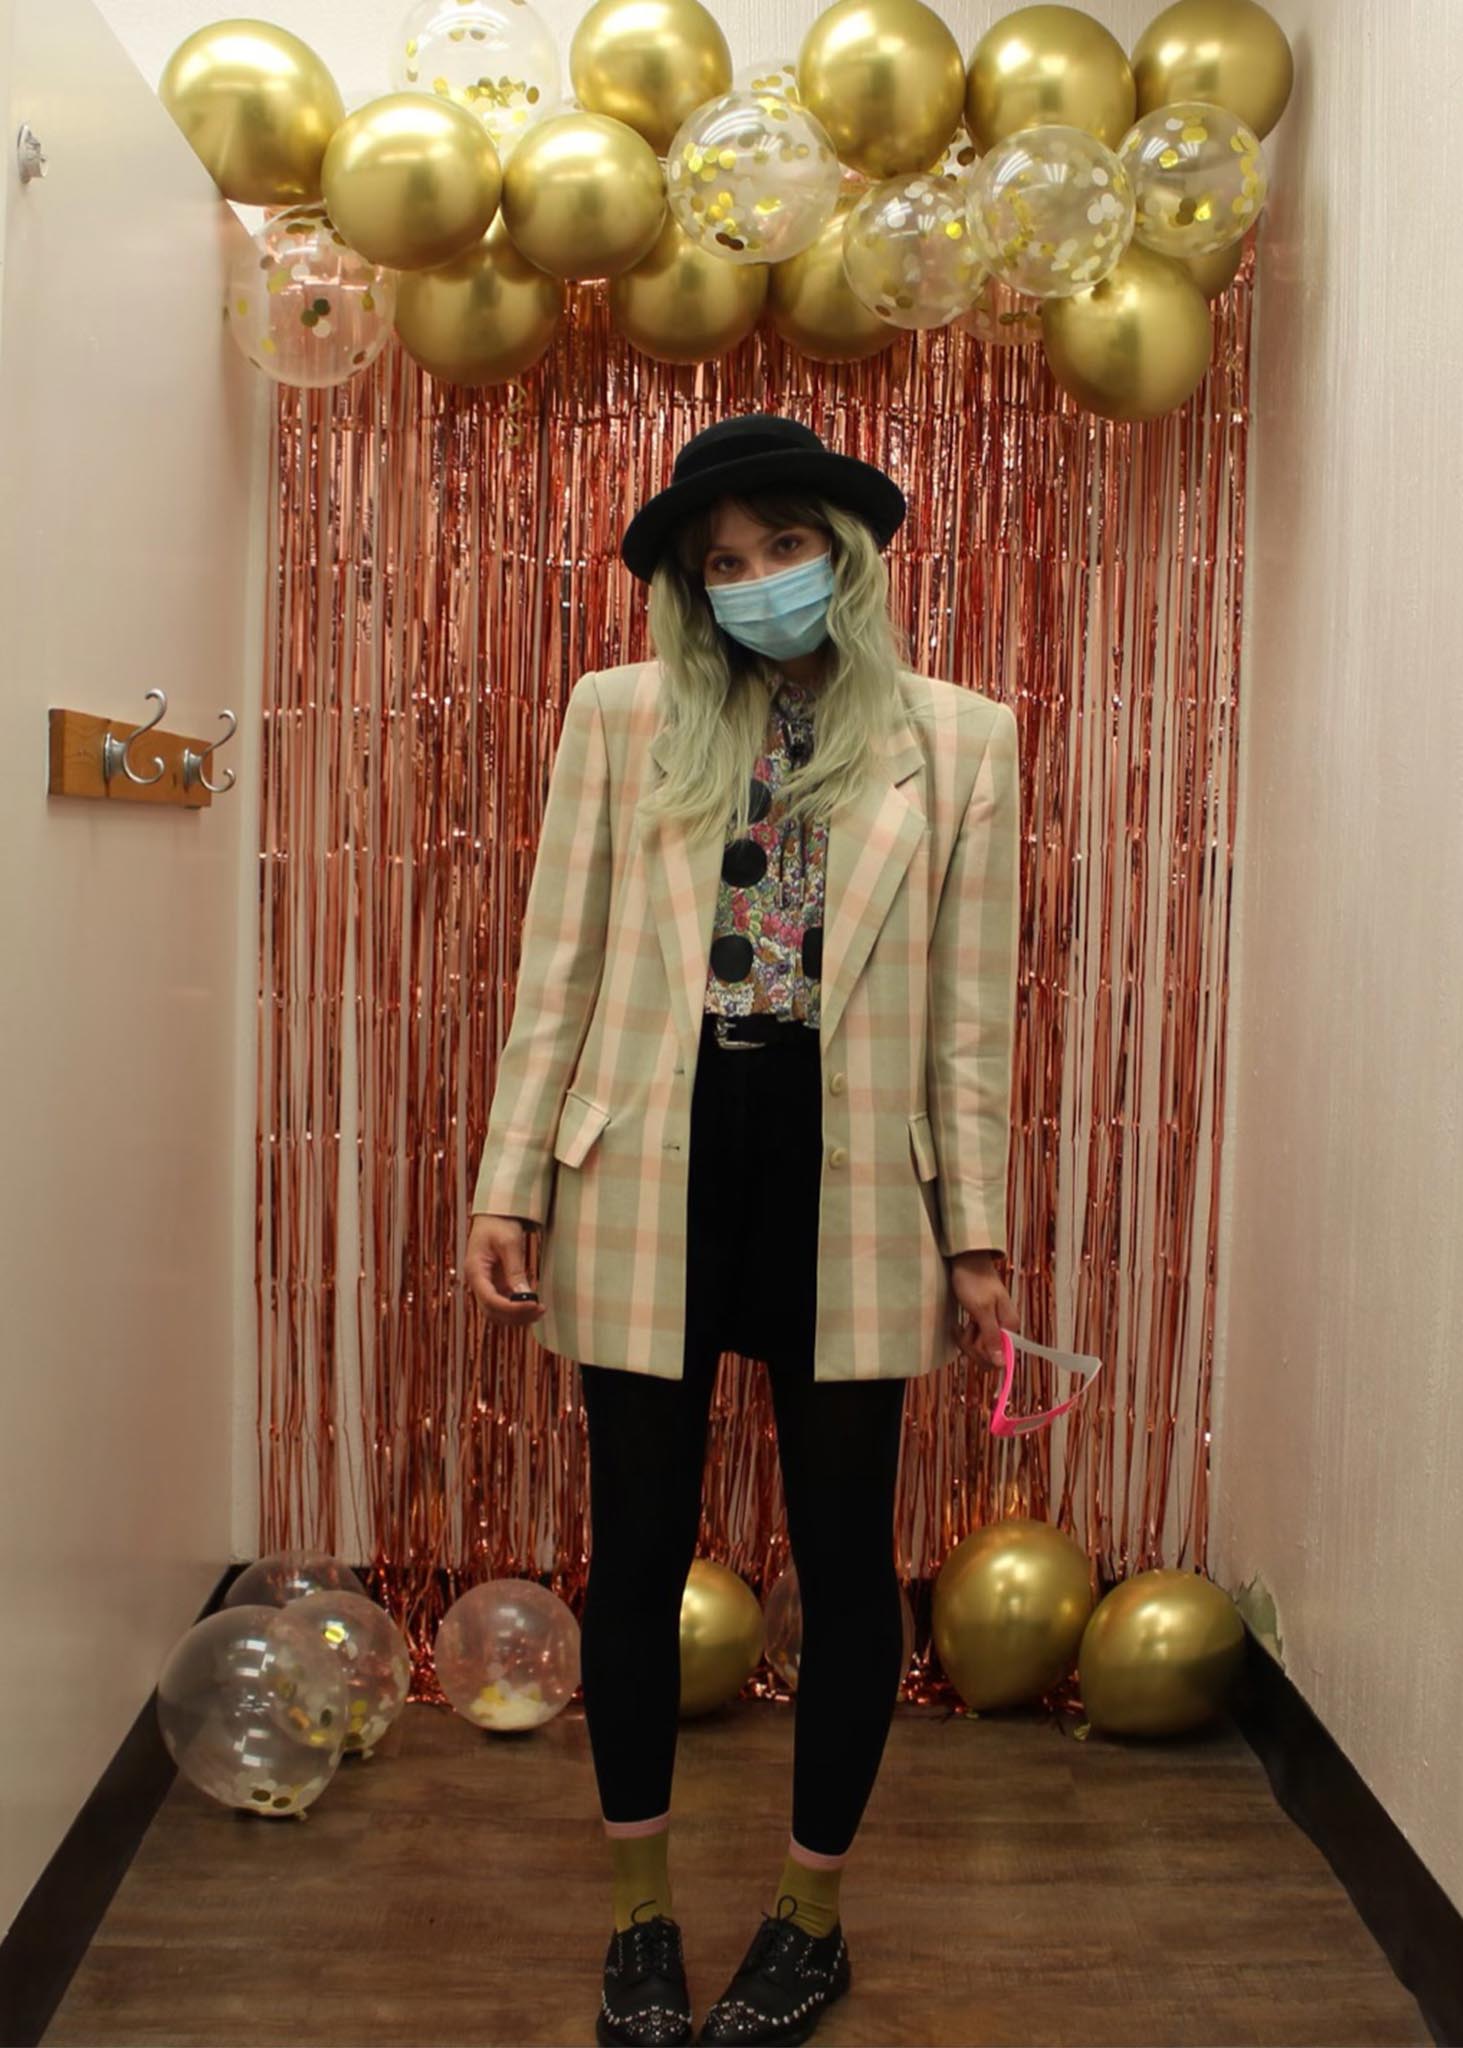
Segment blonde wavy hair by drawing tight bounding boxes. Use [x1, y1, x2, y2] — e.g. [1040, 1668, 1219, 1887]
[639, 492, 909, 843]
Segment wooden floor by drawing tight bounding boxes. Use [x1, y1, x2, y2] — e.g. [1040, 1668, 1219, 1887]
[45, 1697, 1428, 2046]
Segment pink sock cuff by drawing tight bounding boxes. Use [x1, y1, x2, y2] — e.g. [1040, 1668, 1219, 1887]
[788, 1833, 848, 1870]
[602, 1809, 671, 1839]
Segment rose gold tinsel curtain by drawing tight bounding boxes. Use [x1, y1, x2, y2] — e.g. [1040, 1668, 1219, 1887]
[257, 263, 1252, 1699]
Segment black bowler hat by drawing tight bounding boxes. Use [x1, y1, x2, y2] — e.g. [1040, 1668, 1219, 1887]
[619, 412, 907, 583]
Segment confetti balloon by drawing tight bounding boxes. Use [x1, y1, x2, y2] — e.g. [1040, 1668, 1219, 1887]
[969, 122, 1134, 298]
[1041, 242, 1213, 420]
[843, 170, 985, 328]
[732, 57, 802, 105]
[933, 1518, 1094, 1709]
[284, 1590, 412, 1757]
[925, 119, 981, 181]
[225, 1545, 369, 1607]
[500, 110, 666, 279]
[763, 1562, 915, 1699]
[390, 0, 560, 158]
[1078, 1569, 1245, 1735]
[225, 205, 396, 388]
[158, 18, 345, 205]
[570, 0, 732, 156]
[1132, 0, 1293, 138]
[766, 197, 901, 361]
[434, 1578, 580, 1731]
[394, 211, 565, 384]
[1119, 101, 1268, 259]
[666, 88, 840, 267]
[955, 272, 1043, 346]
[156, 1605, 347, 1816]
[679, 1559, 764, 1717]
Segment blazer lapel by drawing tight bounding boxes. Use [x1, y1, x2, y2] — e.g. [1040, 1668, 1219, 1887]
[635, 676, 926, 1067]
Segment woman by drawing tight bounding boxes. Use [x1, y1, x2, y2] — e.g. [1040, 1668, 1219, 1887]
[464, 414, 1022, 2048]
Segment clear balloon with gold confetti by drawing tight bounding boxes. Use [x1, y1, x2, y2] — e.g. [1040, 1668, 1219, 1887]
[925, 119, 981, 183]
[733, 57, 801, 104]
[224, 204, 396, 389]
[390, 0, 560, 158]
[1119, 100, 1268, 259]
[843, 171, 985, 328]
[279, 1590, 412, 1758]
[156, 1606, 348, 1817]
[969, 122, 1134, 299]
[954, 272, 1043, 347]
[666, 87, 841, 266]
[225, 1546, 369, 1609]
[763, 1562, 915, 1700]
[434, 1578, 580, 1732]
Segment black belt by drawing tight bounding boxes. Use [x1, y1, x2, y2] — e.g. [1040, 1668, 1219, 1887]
[702, 1012, 818, 1051]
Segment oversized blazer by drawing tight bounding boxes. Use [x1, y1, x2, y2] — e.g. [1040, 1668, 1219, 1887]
[471, 658, 1021, 1383]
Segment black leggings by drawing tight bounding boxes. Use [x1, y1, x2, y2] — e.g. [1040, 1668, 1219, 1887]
[577, 1015, 909, 1858]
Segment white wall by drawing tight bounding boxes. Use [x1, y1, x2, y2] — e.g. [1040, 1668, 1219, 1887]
[0, 0, 265, 1943]
[1212, 0, 1463, 1912]
[90, 0, 1463, 1923]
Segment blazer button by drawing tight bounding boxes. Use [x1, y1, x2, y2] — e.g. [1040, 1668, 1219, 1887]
[829, 1071, 846, 1094]
[829, 1145, 848, 1168]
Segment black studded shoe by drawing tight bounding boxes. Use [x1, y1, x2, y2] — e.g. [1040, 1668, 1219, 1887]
[696, 1895, 851, 2045]
[597, 1900, 694, 2046]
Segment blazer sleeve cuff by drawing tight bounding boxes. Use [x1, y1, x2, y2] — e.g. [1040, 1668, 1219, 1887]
[939, 1184, 1007, 1260]
[471, 1146, 552, 1226]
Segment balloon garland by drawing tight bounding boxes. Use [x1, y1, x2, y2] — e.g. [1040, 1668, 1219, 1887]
[173, 0, 1291, 421]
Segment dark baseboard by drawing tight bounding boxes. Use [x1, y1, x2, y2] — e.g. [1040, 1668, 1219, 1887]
[4, 1584, 1457, 2046]
[0, 1564, 243, 2048]
[1232, 1625, 1463, 2046]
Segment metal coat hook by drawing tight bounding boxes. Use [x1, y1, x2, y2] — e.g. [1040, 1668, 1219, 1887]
[101, 688, 167, 787]
[183, 709, 238, 794]
[16, 123, 47, 184]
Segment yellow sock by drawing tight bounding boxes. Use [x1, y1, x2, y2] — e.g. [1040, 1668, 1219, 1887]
[607, 1818, 675, 1933]
[775, 1841, 843, 1940]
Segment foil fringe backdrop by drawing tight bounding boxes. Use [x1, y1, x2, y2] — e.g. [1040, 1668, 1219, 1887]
[259, 258, 1253, 1704]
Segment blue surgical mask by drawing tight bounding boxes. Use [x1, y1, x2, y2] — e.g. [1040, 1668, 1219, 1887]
[705, 552, 835, 661]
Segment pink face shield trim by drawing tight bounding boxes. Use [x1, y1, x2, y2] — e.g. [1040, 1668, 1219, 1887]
[988, 1329, 1105, 1437]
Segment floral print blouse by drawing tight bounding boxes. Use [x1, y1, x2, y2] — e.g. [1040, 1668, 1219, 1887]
[703, 676, 826, 1026]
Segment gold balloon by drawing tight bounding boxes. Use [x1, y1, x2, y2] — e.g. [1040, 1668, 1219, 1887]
[501, 112, 666, 281]
[1132, 0, 1294, 139]
[158, 19, 345, 205]
[1181, 234, 1247, 299]
[932, 1518, 1094, 1710]
[1078, 1569, 1245, 1735]
[678, 1559, 765, 1717]
[766, 200, 900, 363]
[609, 215, 767, 365]
[1041, 242, 1212, 420]
[797, 0, 966, 180]
[394, 213, 564, 385]
[570, 0, 733, 155]
[321, 93, 501, 271]
[965, 5, 1136, 151]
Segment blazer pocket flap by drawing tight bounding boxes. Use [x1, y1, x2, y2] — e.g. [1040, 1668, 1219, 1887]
[908, 1109, 939, 1182]
[553, 1089, 611, 1169]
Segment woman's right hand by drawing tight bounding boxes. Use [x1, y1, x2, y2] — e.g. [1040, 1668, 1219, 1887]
[465, 1213, 546, 1325]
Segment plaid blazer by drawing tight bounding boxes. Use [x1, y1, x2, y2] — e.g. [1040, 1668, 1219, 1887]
[471, 658, 1021, 1383]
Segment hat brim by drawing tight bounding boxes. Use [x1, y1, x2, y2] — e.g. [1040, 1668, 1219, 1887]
[620, 449, 907, 583]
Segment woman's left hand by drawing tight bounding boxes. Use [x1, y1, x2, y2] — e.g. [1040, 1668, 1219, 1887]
[948, 1251, 1020, 1369]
